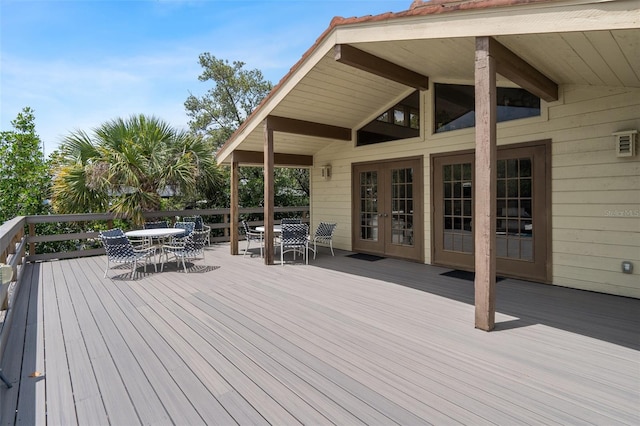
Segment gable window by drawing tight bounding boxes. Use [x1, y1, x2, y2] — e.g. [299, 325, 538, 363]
[434, 83, 540, 133]
[357, 91, 420, 146]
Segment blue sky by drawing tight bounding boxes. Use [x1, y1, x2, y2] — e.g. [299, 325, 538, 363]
[1, 0, 410, 155]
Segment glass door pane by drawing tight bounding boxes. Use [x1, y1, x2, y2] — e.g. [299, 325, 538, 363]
[391, 167, 414, 246]
[496, 157, 533, 261]
[359, 170, 378, 241]
[443, 162, 474, 254]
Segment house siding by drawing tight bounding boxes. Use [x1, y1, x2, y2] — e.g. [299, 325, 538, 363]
[311, 84, 640, 298]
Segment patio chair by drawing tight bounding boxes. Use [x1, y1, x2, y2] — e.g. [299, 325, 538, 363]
[172, 221, 195, 243]
[242, 220, 263, 257]
[161, 229, 208, 273]
[100, 228, 126, 238]
[183, 215, 203, 230]
[144, 220, 169, 229]
[141, 220, 170, 246]
[280, 218, 302, 224]
[99, 229, 156, 279]
[184, 215, 211, 245]
[280, 223, 309, 265]
[309, 222, 337, 259]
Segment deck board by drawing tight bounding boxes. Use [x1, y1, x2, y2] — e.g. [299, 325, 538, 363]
[1, 244, 639, 425]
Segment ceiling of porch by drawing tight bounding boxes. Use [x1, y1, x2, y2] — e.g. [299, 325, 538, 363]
[217, 23, 639, 164]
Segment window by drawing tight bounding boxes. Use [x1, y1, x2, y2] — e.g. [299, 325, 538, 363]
[434, 83, 540, 133]
[357, 91, 420, 146]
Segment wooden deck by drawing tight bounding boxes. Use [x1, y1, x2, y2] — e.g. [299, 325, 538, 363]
[1, 244, 639, 425]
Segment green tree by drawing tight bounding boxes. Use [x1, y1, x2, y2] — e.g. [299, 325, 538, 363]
[185, 54, 309, 209]
[51, 114, 223, 225]
[0, 107, 50, 223]
[185, 53, 273, 147]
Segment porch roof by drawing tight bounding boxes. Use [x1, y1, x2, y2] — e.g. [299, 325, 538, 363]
[215, 0, 640, 164]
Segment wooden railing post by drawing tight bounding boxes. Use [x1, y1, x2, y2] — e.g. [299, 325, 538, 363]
[29, 223, 35, 256]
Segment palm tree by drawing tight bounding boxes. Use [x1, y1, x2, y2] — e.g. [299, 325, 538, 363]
[51, 114, 222, 225]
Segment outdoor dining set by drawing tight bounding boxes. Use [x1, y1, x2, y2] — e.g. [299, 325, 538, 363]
[98, 216, 210, 277]
[98, 216, 337, 278]
[242, 219, 337, 265]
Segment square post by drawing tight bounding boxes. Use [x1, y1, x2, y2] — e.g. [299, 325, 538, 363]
[264, 121, 275, 265]
[230, 152, 239, 255]
[474, 36, 497, 331]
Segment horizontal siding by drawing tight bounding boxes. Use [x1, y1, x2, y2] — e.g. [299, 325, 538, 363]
[311, 84, 640, 298]
[549, 86, 640, 297]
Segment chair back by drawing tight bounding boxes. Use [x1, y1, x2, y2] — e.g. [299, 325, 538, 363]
[185, 229, 208, 253]
[315, 222, 337, 237]
[100, 228, 125, 238]
[183, 215, 204, 230]
[144, 221, 168, 229]
[99, 232, 135, 259]
[281, 223, 309, 245]
[281, 218, 302, 224]
[241, 220, 250, 234]
[174, 221, 195, 238]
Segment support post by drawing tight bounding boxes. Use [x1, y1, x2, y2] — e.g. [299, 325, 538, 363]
[474, 37, 497, 331]
[263, 121, 275, 265]
[230, 153, 239, 255]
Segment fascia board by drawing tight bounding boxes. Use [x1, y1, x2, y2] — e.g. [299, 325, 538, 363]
[334, 0, 639, 44]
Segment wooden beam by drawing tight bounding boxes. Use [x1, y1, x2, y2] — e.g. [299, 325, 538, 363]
[263, 124, 275, 265]
[488, 37, 558, 102]
[230, 152, 239, 256]
[335, 44, 429, 91]
[232, 150, 313, 167]
[266, 116, 351, 141]
[474, 37, 497, 331]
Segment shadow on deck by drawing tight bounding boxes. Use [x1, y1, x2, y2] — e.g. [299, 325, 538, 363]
[310, 251, 640, 350]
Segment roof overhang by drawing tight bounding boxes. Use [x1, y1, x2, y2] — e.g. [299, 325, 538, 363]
[216, 0, 640, 165]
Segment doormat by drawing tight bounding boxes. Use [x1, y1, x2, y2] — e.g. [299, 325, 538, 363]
[347, 253, 385, 261]
[440, 270, 504, 282]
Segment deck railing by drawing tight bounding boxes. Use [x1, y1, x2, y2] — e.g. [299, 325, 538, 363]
[22, 206, 308, 262]
[0, 216, 28, 389]
[0, 206, 308, 312]
[0, 206, 308, 390]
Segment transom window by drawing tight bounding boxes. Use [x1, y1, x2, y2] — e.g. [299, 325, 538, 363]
[357, 91, 420, 146]
[434, 83, 540, 133]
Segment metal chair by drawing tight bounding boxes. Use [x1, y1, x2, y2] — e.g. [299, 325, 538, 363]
[241, 220, 263, 257]
[144, 220, 169, 229]
[280, 218, 302, 224]
[141, 220, 171, 247]
[280, 223, 309, 265]
[99, 229, 156, 278]
[309, 222, 337, 259]
[172, 221, 195, 242]
[184, 215, 211, 245]
[100, 228, 126, 238]
[161, 229, 208, 273]
[183, 215, 203, 230]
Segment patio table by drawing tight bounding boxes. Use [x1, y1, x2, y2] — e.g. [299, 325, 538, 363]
[125, 227, 184, 242]
[125, 228, 185, 262]
[255, 225, 282, 234]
